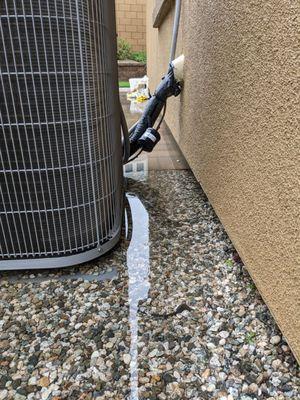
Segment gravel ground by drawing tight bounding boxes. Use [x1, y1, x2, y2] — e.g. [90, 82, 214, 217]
[0, 170, 299, 400]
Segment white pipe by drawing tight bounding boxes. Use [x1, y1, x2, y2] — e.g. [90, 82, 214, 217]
[172, 54, 185, 83]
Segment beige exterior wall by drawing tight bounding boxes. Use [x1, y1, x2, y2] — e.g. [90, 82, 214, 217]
[116, 0, 146, 52]
[147, 0, 300, 361]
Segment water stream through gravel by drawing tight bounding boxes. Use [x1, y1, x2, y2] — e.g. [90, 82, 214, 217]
[126, 194, 150, 400]
[2, 190, 151, 400]
[0, 171, 299, 399]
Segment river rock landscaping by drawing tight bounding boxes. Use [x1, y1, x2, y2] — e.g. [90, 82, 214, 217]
[0, 170, 299, 399]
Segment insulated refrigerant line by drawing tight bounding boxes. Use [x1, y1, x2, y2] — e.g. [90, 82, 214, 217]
[123, 0, 184, 162]
[126, 0, 184, 160]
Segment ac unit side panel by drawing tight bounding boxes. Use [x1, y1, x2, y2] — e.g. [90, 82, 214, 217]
[0, 0, 123, 268]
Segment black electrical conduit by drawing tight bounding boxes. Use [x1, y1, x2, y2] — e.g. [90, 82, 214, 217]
[121, 0, 182, 163]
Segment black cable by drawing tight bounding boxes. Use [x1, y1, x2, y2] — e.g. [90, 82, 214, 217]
[156, 102, 167, 130]
[127, 103, 167, 162]
[127, 149, 143, 164]
[120, 101, 130, 164]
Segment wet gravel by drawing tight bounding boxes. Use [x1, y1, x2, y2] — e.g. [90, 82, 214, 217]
[0, 170, 299, 399]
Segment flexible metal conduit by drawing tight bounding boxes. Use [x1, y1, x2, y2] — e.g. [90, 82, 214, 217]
[170, 0, 182, 63]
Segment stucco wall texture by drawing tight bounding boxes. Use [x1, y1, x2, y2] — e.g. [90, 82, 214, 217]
[147, 0, 300, 361]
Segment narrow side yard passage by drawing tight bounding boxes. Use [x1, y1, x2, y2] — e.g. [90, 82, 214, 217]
[0, 170, 299, 400]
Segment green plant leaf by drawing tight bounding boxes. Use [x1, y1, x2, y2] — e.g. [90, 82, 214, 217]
[131, 51, 147, 64]
[119, 81, 130, 88]
[117, 38, 133, 61]
[245, 331, 256, 344]
[225, 259, 233, 267]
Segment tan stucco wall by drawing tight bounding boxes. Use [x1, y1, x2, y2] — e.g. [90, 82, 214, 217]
[147, 0, 300, 361]
[116, 0, 146, 52]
